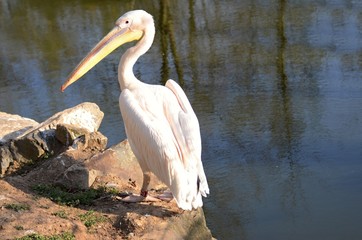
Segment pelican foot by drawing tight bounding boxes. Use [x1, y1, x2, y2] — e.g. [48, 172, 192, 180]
[121, 193, 160, 203]
[156, 190, 173, 202]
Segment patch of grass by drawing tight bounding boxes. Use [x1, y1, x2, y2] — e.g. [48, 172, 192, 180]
[32, 184, 103, 207]
[38, 205, 50, 209]
[4, 203, 30, 212]
[51, 210, 68, 219]
[14, 225, 24, 230]
[79, 210, 107, 228]
[15, 232, 75, 240]
[103, 186, 120, 195]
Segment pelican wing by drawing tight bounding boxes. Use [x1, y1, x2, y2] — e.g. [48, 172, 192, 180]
[119, 88, 177, 184]
[165, 80, 209, 197]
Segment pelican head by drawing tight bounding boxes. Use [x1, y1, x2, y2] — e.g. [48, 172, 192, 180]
[61, 10, 153, 92]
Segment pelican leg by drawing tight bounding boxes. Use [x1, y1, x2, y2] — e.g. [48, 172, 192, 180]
[120, 171, 160, 203]
[141, 171, 151, 195]
[141, 172, 174, 201]
[139, 171, 160, 201]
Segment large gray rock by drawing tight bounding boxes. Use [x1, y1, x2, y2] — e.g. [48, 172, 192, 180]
[25, 138, 161, 191]
[0, 102, 105, 176]
[53, 139, 161, 190]
[0, 112, 38, 144]
[21, 102, 104, 136]
[85, 140, 164, 189]
[0, 113, 39, 175]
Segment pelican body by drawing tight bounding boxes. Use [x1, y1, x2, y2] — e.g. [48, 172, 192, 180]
[61, 10, 209, 210]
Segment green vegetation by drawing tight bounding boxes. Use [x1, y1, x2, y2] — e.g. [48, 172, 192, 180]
[4, 203, 30, 212]
[79, 210, 107, 228]
[14, 225, 24, 230]
[32, 184, 120, 207]
[32, 184, 102, 207]
[51, 210, 68, 219]
[15, 232, 75, 240]
[105, 186, 120, 195]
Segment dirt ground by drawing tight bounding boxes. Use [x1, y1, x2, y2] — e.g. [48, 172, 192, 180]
[0, 169, 208, 240]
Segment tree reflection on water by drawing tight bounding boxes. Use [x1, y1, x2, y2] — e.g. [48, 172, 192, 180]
[1, 1, 362, 239]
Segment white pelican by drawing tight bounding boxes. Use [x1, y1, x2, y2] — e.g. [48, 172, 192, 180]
[61, 10, 209, 210]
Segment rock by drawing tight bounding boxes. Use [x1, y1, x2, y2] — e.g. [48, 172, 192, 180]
[20, 137, 161, 192]
[55, 123, 90, 146]
[0, 113, 38, 176]
[53, 132, 107, 189]
[0, 112, 38, 144]
[15, 130, 107, 188]
[11, 134, 47, 162]
[21, 102, 104, 136]
[82, 131, 108, 151]
[53, 139, 154, 190]
[55, 123, 108, 150]
[0, 102, 104, 177]
[85, 140, 164, 189]
[13, 102, 104, 162]
[0, 147, 13, 176]
[58, 164, 99, 190]
[0, 112, 38, 176]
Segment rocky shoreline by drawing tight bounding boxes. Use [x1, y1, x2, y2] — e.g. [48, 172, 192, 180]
[0, 102, 213, 239]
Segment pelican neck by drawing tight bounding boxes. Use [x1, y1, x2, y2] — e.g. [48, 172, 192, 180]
[118, 25, 155, 91]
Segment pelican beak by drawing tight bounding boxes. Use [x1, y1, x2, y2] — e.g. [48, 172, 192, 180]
[61, 27, 143, 92]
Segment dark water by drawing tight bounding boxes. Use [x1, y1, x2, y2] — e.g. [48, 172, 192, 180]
[1, 0, 362, 239]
